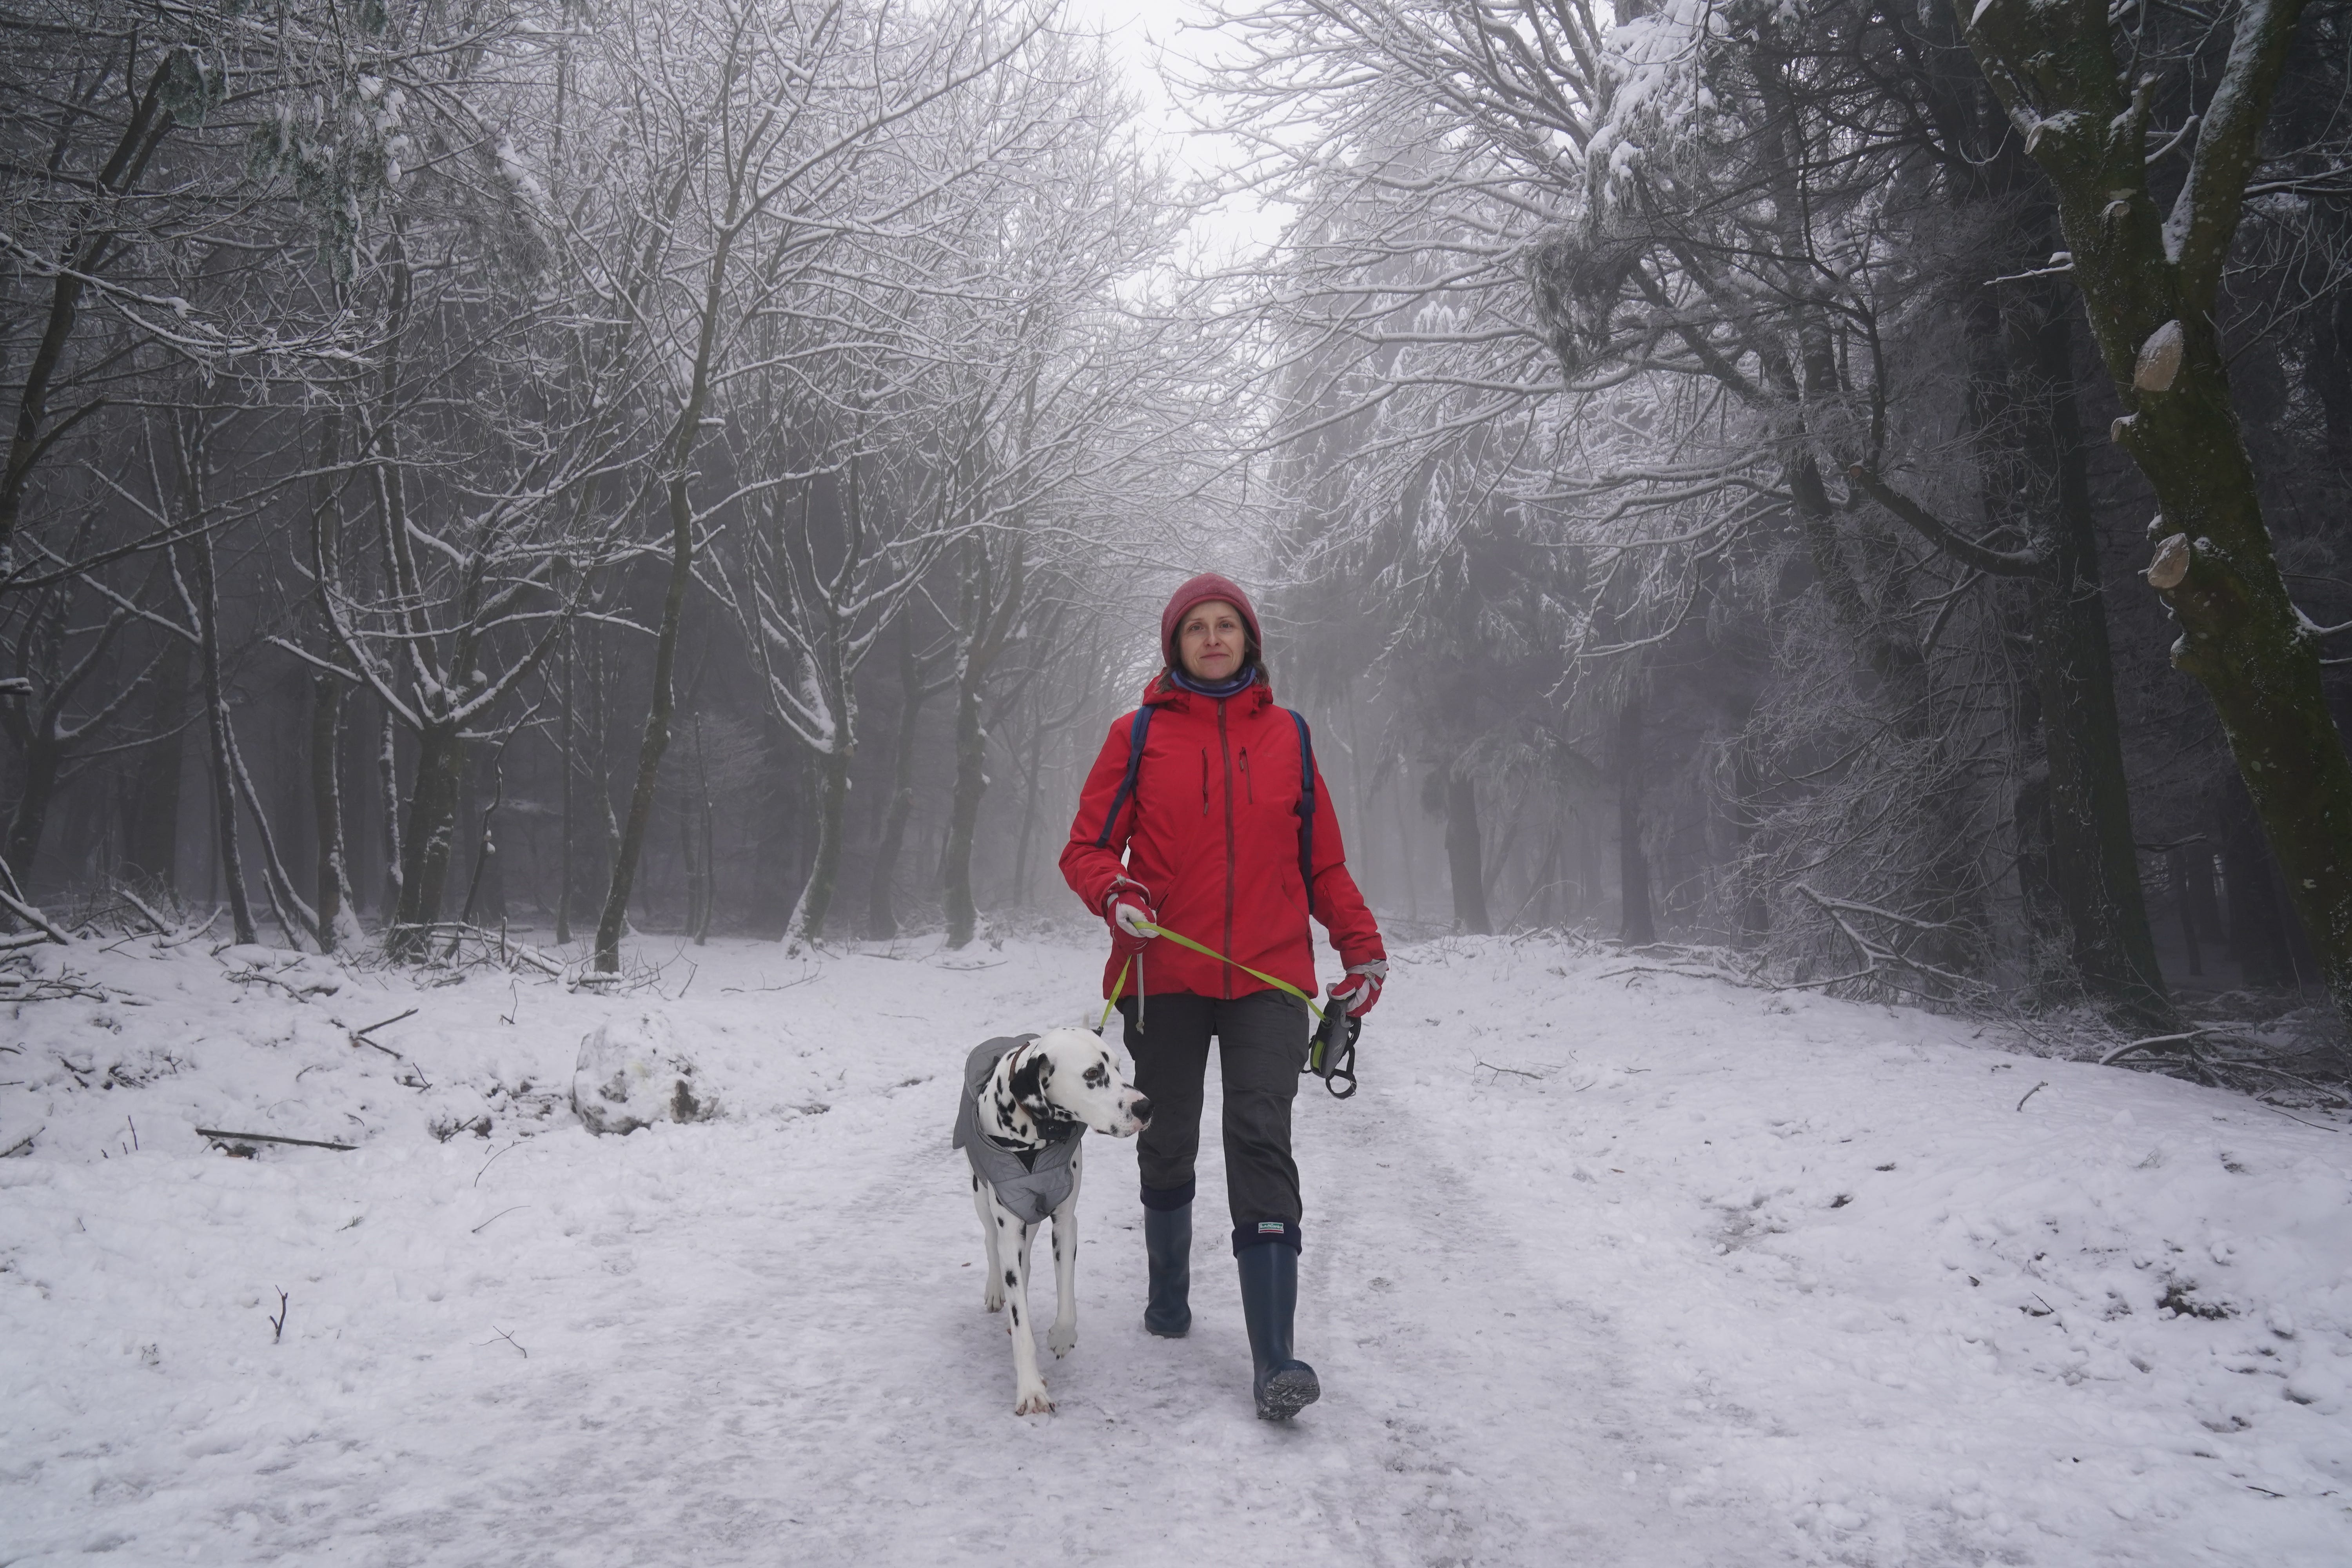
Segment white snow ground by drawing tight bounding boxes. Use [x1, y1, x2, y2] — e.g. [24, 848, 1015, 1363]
[1, 929, 2347, 1566]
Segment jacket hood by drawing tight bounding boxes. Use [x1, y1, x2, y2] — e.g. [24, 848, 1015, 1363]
[1160, 572, 1263, 670]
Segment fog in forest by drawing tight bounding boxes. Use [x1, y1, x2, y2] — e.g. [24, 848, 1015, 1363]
[10, 0, 2352, 1056]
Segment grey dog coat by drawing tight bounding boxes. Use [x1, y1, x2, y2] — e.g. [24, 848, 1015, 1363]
[953, 1036, 1083, 1226]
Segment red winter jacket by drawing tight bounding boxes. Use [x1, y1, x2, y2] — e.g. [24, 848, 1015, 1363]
[1061, 671, 1385, 1002]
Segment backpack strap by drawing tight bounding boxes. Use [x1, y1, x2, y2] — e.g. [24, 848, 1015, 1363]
[1289, 709, 1317, 920]
[1093, 704, 1156, 849]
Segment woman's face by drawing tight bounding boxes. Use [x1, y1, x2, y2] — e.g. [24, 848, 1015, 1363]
[1177, 599, 1247, 682]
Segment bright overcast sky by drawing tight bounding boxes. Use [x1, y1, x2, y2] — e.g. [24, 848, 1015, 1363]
[1051, 0, 1290, 262]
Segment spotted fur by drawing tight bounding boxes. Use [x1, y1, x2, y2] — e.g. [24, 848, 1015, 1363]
[967, 1026, 1149, 1416]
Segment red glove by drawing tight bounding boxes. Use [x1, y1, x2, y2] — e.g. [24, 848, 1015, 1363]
[1102, 881, 1157, 957]
[1328, 958, 1386, 1018]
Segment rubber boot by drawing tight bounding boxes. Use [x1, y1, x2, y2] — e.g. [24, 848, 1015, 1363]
[1142, 1204, 1192, 1338]
[1236, 1241, 1319, 1420]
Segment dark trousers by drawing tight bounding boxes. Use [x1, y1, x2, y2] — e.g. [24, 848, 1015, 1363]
[1118, 989, 1312, 1248]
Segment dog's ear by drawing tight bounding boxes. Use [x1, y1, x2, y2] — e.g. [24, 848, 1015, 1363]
[1007, 1045, 1054, 1117]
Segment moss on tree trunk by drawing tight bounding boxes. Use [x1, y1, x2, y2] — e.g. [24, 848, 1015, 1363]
[1967, 0, 2352, 1033]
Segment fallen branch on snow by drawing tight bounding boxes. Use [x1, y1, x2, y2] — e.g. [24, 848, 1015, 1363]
[0, 886, 69, 946]
[196, 1127, 358, 1152]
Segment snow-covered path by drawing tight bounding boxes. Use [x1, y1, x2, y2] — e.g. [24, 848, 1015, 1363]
[3, 932, 2347, 1565]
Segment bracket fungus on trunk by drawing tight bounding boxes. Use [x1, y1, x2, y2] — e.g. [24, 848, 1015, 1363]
[2146, 533, 2192, 592]
[2133, 321, 2184, 394]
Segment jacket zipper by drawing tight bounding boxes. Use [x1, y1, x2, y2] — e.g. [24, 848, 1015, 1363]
[1218, 701, 1236, 998]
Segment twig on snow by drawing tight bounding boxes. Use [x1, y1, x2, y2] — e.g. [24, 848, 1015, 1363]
[474, 1141, 521, 1187]
[268, 1289, 289, 1344]
[472, 1205, 530, 1235]
[1597, 964, 1732, 985]
[350, 1008, 419, 1047]
[2016, 1081, 2049, 1112]
[197, 1127, 357, 1152]
[345, 1009, 430, 1087]
[475, 1325, 528, 1359]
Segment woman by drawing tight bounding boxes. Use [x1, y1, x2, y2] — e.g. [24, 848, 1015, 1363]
[1060, 573, 1387, 1421]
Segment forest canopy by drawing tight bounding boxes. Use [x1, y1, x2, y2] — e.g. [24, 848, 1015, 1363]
[5, 0, 2352, 1062]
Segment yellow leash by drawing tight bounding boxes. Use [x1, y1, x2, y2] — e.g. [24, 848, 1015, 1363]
[1096, 921, 1326, 1033]
[1097, 959, 1129, 1033]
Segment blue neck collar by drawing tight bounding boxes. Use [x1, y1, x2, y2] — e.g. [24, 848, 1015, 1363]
[1168, 666, 1257, 699]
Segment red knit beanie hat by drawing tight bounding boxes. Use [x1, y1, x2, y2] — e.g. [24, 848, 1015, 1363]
[1160, 573, 1263, 669]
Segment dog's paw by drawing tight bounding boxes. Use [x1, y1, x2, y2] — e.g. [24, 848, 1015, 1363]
[983, 1284, 1005, 1312]
[1048, 1318, 1077, 1357]
[1013, 1381, 1054, 1416]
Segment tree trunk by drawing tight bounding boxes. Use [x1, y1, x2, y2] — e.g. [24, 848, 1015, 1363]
[189, 524, 254, 946]
[679, 801, 704, 944]
[789, 746, 851, 946]
[867, 626, 929, 938]
[598, 194, 735, 972]
[2167, 844, 2205, 978]
[1966, 0, 2352, 1032]
[2221, 777, 2292, 987]
[1728, 723, 1769, 946]
[555, 625, 575, 945]
[1445, 769, 1492, 935]
[377, 704, 404, 922]
[1392, 771, 1420, 924]
[307, 410, 352, 952]
[595, 441, 698, 971]
[1617, 696, 1654, 945]
[1009, 715, 1046, 909]
[457, 741, 506, 931]
[225, 717, 315, 949]
[2184, 838, 2224, 951]
[390, 719, 461, 958]
[310, 674, 348, 951]
[2013, 765, 2062, 960]
[0, 56, 178, 573]
[121, 638, 188, 889]
[2005, 286, 2169, 1024]
[938, 535, 1026, 949]
[5, 728, 60, 894]
[942, 663, 987, 949]
[690, 709, 715, 943]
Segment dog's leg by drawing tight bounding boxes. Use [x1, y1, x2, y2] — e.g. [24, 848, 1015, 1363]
[988, 1189, 1051, 1414]
[974, 1171, 1006, 1312]
[1047, 1141, 1082, 1357]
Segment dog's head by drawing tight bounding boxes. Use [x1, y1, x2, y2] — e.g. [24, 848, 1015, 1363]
[1003, 1026, 1149, 1139]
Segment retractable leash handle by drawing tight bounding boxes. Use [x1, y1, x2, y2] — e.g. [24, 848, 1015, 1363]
[1308, 991, 1361, 1100]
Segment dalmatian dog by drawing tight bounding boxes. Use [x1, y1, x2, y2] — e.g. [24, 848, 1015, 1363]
[953, 1026, 1150, 1415]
